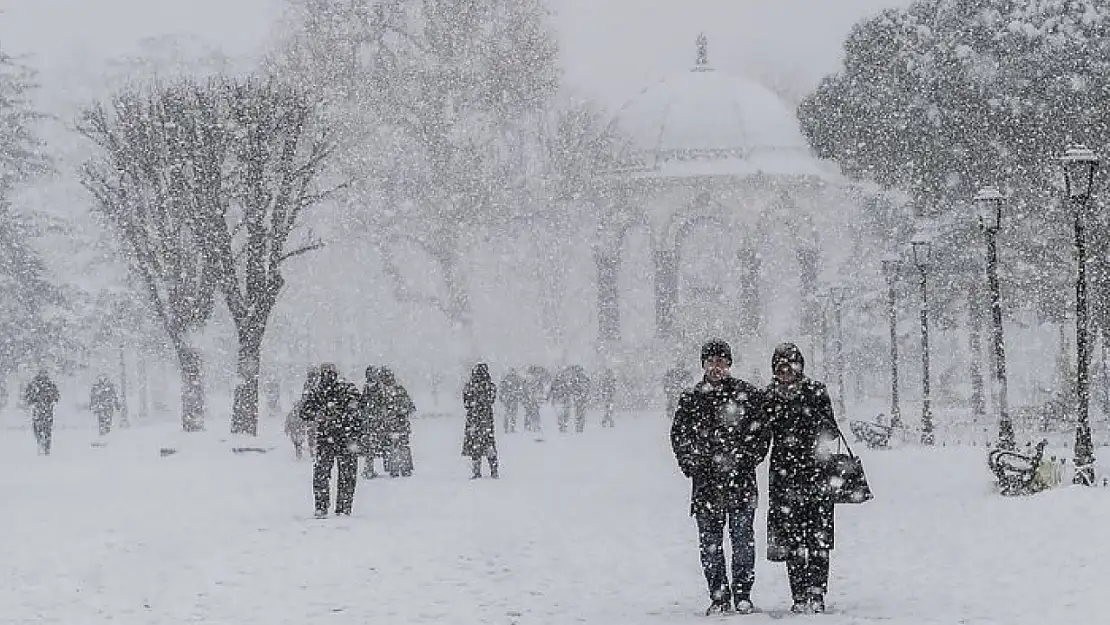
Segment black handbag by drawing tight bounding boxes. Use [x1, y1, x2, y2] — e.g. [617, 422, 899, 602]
[821, 429, 874, 504]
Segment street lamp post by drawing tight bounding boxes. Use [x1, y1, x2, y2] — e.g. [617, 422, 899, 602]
[974, 186, 1014, 450]
[882, 256, 902, 430]
[827, 286, 847, 418]
[912, 234, 934, 445]
[1061, 144, 1101, 486]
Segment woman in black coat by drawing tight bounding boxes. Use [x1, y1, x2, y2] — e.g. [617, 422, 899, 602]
[763, 343, 844, 614]
[462, 363, 499, 478]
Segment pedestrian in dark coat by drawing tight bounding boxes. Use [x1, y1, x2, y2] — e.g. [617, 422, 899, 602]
[298, 366, 321, 457]
[671, 340, 769, 615]
[463, 363, 499, 478]
[301, 363, 363, 517]
[24, 370, 60, 455]
[377, 367, 416, 477]
[89, 375, 120, 436]
[762, 342, 844, 614]
[358, 365, 387, 478]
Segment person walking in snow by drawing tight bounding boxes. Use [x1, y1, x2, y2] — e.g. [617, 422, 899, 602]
[358, 365, 388, 478]
[89, 374, 120, 436]
[300, 363, 363, 517]
[598, 367, 617, 427]
[498, 368, 524, 433]
[284, 401, 310, 460]
[664, 360, 695, 419]
[671, 339, 769, 616]
[377, 367, 416, 477]
[463, 363, 499, 479]
[24, 370, 60, 455]
[521, 367, 545, 432]
[761, 342, 845, 615]
[297, 365, 322, 458]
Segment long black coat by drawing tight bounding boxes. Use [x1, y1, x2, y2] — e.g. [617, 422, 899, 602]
[671, 376, 769, 516]
[462, 375, 497, 457]
[764, 376, 842, 551]
[301, 379, 363, 450]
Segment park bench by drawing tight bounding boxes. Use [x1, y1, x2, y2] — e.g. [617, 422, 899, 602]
[988, 439, 1052, 496]
[850, 419, 894, 449]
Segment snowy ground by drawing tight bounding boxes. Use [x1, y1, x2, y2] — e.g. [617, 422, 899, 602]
[3, 406, 1110, 625]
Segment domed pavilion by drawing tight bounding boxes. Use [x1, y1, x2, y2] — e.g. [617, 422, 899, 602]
[593, 34, 843, 367]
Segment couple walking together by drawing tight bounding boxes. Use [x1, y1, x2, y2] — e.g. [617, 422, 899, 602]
[671, 340, 845, 616]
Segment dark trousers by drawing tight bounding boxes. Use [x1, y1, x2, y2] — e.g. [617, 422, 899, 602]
[33, 416, 53, 455]
[470, 454, 499, 478]
[96, 409, 113, 436]
[786, 548, 830, 600]
[313, 442, 358, 514]
[695, 505, 756, 602]
[523, 403, 540, 431]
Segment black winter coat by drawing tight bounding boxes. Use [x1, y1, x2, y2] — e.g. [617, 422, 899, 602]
[301, 379, 363, 450]
[24, 374, 59, 420]
[764, 376, 843, 552]
[462, 376, 497, 457]
[670, 376, 769, 516]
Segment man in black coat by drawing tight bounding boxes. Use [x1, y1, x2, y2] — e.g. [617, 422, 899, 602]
[670, 339, 769, 615]
[25, 370, 60, 455]
[301, 363, 363, 517]
[763, 342, 844, 614]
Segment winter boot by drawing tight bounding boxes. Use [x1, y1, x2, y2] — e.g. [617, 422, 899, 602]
[705, 599, 732, 616]
[314, 509, 328, 519]
[489, 457, 499, 479]
[790, 596, 810, 614]
[806, 588, 826, 614]
[732, 597, 754, 614]
[471, 457, 482, 479]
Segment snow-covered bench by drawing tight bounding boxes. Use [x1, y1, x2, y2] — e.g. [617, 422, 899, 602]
[988, 439, 1049, 496]
[850, 419, 893, 449]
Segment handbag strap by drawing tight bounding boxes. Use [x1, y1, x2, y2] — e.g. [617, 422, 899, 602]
[832, 419, 857, 459]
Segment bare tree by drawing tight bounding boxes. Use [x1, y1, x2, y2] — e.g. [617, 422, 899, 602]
[275, 0, 559, 333]
[80, 85, 217, 431]
[81, 76, 336, 435]
[196, 78, 337, 436]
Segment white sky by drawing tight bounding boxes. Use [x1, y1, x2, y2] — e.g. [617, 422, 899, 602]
[0, 0, 912, 107]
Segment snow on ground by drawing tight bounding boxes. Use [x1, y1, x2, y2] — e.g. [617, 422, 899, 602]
[3, 406, 1110, 625]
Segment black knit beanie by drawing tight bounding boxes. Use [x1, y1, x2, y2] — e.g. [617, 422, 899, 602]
[771, 342, 805, 373]
[700, 339, 733, 366]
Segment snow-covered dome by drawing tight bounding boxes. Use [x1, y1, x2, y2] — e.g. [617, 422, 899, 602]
[608, 35, 828, 179]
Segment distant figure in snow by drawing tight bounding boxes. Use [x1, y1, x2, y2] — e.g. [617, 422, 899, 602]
[598, 367, 617, 427]
[521, 367, 545, 432]
[358, 365, 388, 479]
[296, 366, 321, 458]
[664, 360, 695, 419]
[550, 365, 591, 433]
[24, 370, 60, 455]
[263, 377, 283, 418]
[376, 367, 416, 477]
[89, 374, 120, 436]
[463, 363, 499, 479]
[300, 363, 363, 517]
[498, 368, 525, 433]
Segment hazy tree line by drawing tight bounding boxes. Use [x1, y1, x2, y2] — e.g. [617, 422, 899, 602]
[799, 0, 1110, 421]
[0, 0, 612, 434]
[5, 0, 1108, 434]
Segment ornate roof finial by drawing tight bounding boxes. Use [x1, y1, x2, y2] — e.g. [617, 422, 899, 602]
[694, 32, 712, 72]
